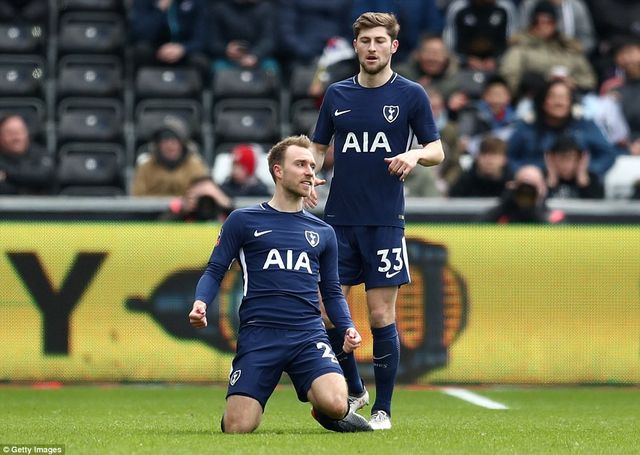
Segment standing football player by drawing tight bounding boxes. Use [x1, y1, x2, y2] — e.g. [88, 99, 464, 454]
[309, 12, 445, 430]
[189, 135, 371, 433]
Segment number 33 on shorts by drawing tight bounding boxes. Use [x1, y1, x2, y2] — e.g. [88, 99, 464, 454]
[376, 247, 404, 279]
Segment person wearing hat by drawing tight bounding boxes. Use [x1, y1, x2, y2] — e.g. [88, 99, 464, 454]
[500, 0, 596, 94]
[131, 117, 208, 196]
[220, 143, 270, 198]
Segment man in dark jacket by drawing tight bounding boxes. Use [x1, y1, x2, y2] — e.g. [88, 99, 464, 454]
[449, 135, 512, 197]
[130, 0, 209, 75]
[208, 0, 278, 71]
[0, 114, 54, 195]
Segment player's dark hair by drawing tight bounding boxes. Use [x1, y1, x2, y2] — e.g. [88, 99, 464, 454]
[267, 135, 312, 182]
[353, 12, 400, 41]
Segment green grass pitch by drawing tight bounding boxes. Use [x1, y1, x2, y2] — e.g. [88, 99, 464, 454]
[1, 385, 638, 454]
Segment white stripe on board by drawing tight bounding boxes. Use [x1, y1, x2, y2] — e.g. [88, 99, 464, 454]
[440, 387, 508, 410]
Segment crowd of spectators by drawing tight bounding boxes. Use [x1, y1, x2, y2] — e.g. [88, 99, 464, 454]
[1, 0, 640, 218]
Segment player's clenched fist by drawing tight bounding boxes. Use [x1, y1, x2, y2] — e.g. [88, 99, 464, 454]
[342, 327, 362, 354]
[189, 300, 208, 328]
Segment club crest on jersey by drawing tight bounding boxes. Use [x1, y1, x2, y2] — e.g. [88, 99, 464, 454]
[383, 105, 400, 123]
[305, 230, 320, 247]
[229, 369, 241, 386]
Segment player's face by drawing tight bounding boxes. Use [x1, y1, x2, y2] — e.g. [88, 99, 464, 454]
[280, 145, 316, 198]
[354, 26, 398, 75]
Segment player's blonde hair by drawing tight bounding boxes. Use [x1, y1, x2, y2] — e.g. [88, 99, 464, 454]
[353, 12, 400, 41]
[267, 135, 312, 182]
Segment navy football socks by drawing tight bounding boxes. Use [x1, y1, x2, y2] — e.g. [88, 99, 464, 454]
[371, 323, 400, 416]
[326, 327, 365, 396]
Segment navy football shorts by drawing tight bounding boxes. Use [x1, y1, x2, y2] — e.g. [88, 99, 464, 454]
[332, 225, 410, 290]
[226, 326, 344, 409]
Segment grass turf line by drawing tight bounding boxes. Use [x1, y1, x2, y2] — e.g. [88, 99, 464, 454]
[0, 386, 638, 454]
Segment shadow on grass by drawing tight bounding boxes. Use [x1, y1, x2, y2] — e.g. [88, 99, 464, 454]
[138, 427, 337, 436]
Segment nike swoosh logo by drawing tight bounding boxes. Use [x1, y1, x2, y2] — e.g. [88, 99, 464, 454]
[385, 270, 401, 278]
[373, 354, 392, 361]
[253, 230, 272, 237]
[334, 109, 351, 116]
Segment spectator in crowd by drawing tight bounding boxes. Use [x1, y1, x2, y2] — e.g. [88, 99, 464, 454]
[449, 136, 512, 197]
[443, 0, 519, 70]
[507, 80, 617, 178]
[159, 175, 233, 222]
[481, 165, 565, 223]
[584, 0, 640, 79]
[441, 77, 514, 190]
[603, 38, 640, 155]
[394, 34, 472, 124]
[394, 34, 461, 101]
[457, 75, 516, 145]
[131, 118, 208, 197]
[308, 37, 359, 99]
[277, 0, 353, 67]
[351, 0, 444, 62]
[403, 148, 441, 197]
[0, 0, 48, 24]
[500, 0, 597, 93]
[0, 114, 53, 195]
[220, 143, 271, 198]
[207, 0, 279, 73]
[420, 89, 462, 192]
[544, 135, 604, 198]
[130, 0, 209, 76]
[518, 0, 596, 55]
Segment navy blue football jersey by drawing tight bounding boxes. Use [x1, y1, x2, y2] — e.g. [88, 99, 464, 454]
[195, 203, 354, 333]
[313, 73, 440, 227]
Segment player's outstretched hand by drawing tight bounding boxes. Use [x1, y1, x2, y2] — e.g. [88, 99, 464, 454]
[384, 150, 418, 182]
[303, 176, 326, 209]
[189, 300, 208, 328]
[343, 327, 362, 354]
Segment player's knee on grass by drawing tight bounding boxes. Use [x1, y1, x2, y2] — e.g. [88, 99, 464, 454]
[221, 412, 260, 434]
[308, 373, 349, 420]
[222, 395, 262, 433]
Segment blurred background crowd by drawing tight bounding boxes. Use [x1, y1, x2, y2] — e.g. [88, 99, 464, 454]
[1, 0, 640, 221]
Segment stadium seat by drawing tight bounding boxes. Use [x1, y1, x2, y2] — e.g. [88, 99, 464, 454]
[56, 142, 125, 194]
[134, 98, 202, 147]
[212, 143, 275, 190]
[135, 66, 202, 100]
[0, 54, 45, 97]
[0, 97, 46, 143]
[57, 54, 122, 99]
[57, 12, 125, 55]
[57, 0, 122, 11]
[212, 68, 279, 101]
[0, 23, 45, 54]
[604, 155, 640, 199]
[213, 99, 279, 144]
[455, 69, 492, 100]
[290, 99, 319, 136]
[289, 64, 316, 102]
[57, 97, 123, 144]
